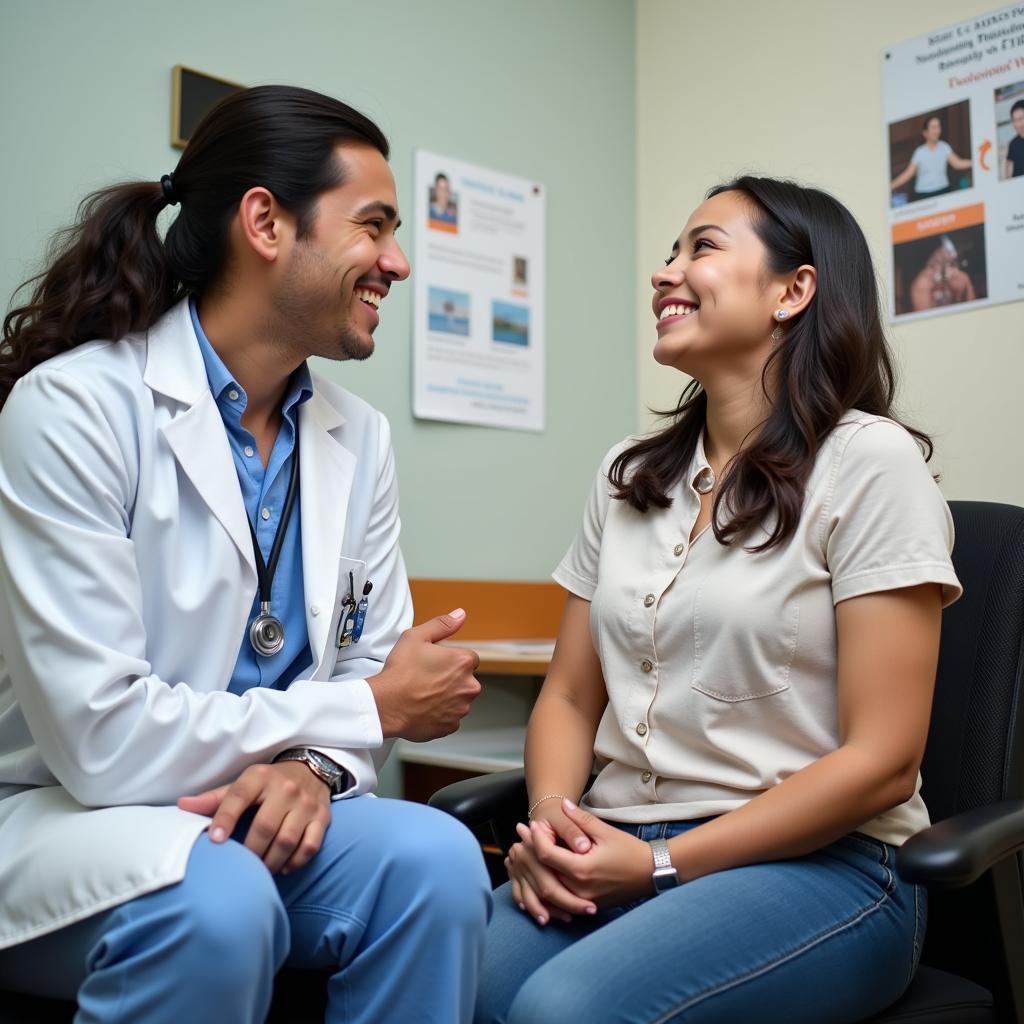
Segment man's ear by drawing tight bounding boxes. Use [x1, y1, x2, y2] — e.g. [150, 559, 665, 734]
[236, 187, 294, 264]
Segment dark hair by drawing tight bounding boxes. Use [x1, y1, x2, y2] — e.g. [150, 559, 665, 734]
[1011, 99, 1024, 117]
[434, 173, 450, 184]
[922, 115, 942, 131]
[610, 175, 933, 552]
[0, 85, 389, 408]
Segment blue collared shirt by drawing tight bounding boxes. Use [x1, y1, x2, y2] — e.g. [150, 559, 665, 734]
[190, 299, 314, 694]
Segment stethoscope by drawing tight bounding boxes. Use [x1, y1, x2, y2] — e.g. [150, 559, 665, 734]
[246, 427, 301, 658]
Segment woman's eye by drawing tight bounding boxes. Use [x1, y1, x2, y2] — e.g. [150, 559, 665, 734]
[663, 255, 674, 267]
[692, 238, 713, 253]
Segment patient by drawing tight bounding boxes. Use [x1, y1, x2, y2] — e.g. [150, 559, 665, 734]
[476, 177, 962, 1024]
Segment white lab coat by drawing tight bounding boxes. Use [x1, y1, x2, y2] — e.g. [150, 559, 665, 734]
[0, 299, 412, 948]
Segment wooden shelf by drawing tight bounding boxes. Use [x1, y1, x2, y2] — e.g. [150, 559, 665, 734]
[441, 639, 554, 677]
[396, 725, 526, 774]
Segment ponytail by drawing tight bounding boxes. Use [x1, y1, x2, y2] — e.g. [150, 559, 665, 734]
[1, 84, 390, 409]
[1, 182, 179, 407]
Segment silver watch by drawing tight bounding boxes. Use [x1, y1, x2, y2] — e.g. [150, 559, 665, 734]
[273, 747, 349, 796]
[648, 838, 680, 893]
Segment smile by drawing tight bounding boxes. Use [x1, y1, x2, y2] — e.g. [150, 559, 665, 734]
[354, 287, 382, 309]
[658, 303, 698, 320]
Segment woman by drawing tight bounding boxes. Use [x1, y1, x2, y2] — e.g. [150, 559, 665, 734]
[476, 177, 961, 1024]
[890, 115, 972, 202]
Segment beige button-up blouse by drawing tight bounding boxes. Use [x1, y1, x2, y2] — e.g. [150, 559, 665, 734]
[553, 412, 962, 846]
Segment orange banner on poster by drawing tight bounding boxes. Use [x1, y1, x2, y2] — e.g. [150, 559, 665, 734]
[891, 203, 985, 244]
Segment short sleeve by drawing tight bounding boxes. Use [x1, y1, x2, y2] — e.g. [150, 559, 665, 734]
[824, 420, 962, 607]
[552, 442, 625, 600]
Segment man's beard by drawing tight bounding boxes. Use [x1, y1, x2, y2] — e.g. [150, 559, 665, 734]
[271, 244, 375, 362]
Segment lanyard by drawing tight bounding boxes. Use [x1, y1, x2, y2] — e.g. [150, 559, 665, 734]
[247, 425, 301, 657]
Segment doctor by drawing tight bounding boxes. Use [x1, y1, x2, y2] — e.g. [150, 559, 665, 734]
[0, 85, 490, 1022]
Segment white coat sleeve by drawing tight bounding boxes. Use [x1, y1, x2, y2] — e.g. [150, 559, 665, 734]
[0, 369, 384, 808]
[300, 412, 413, 797]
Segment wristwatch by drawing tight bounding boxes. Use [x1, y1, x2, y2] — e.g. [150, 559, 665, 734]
[648, 838, 680, 893]
[273, 747, 350, 797]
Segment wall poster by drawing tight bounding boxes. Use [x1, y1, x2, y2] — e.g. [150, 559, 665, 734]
[413, 150, 546, 431]
[883, 4, 1024, 320]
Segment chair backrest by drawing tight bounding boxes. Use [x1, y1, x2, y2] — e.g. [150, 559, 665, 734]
[917, 501, 1024, 1013]
[921, 501, 1024, 817]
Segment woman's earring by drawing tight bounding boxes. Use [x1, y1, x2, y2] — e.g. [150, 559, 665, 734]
[771, 308, 788, 342]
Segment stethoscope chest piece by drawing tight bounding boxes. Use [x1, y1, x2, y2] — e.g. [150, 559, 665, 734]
[250, 604, 286, 658]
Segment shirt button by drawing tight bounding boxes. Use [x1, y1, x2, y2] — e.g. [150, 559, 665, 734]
[243, 445, 255, 458]
[640, 659, 653, 673]
[228, 389, 240, 401]
[310, 605, 321, 617]
[636, 722, 648, 737]
[674, 543, 685, 556]
[261, 507, 271, 521]
[643, 593, 656, 608]
[641, 770, 653, 783]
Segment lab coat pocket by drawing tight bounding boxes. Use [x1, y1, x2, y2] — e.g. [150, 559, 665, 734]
[333, 557, 369, 651]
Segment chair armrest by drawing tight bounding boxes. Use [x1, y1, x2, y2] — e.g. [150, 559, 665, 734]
[428, 769, 527, 828]
[896, 799, 1024, 887]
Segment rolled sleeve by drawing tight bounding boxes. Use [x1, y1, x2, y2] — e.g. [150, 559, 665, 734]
[824, 420, 962, 607]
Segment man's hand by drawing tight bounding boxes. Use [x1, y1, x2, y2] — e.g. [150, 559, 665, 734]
[368, 608, 482, 741]
[177, 761, 332, 874]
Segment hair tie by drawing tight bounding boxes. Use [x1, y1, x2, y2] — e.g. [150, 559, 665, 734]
[160, 174, 179, 207]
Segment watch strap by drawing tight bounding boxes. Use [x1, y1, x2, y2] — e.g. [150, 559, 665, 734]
[648, 837, 680, 893]
[273, 747, 348, 796]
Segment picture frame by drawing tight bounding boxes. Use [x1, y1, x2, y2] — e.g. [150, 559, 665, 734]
[170, 65, 245, 149]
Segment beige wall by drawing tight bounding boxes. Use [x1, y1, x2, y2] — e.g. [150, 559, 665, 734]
[635, 0, 1023, 505]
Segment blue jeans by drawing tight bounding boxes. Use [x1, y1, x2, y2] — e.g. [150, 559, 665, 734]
[476, 820, 925, 1024]
[0, 796, 492, 1023]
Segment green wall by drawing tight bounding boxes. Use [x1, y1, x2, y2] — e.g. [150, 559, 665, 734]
[0, 0, 637, 583]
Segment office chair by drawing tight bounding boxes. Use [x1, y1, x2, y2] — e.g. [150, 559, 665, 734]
[430, 501, 1024, 1024]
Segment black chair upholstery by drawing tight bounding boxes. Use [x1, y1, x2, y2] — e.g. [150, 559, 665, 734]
[430, 501, 1024, 1024]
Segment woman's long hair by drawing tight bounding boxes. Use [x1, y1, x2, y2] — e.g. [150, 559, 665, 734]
[610, 175, 932, 552]
[0, 85, 389, 408]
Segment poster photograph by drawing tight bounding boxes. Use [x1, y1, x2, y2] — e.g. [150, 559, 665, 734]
[882, 3, 1024, 321]
[412, 150, 546, 431]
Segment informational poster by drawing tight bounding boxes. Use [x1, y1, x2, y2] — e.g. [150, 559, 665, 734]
[882, 4, 1024, 321]
[413, 150, 546, 431]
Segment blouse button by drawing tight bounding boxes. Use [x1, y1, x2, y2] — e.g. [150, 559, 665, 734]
[228, 389, 240, 401]
[643, 593, 656, 608]
[261, 507, 271, 521]
[310, 605, 321, 616]
[640, 659, 653, 673]
[636, 722, 648, 737]
[641, 770, 653, 783]
[674, 543, 685, 556]
[243, 445, 255, 458]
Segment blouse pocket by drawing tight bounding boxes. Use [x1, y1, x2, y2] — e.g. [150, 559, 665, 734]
[691, 581, 800, 702]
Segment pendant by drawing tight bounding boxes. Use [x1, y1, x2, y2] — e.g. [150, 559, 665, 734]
[250, 605, 285, 657]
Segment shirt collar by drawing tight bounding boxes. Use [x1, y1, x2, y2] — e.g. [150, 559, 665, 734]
[189, 297, 313, 418]
[690, 428, 715, 494]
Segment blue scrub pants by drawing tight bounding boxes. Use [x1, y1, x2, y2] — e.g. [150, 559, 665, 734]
[475, 821, 925, 1024]
[0, 796, 492, 1023]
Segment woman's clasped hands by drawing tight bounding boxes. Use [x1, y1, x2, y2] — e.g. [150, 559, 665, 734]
[505, 798, 656, 926]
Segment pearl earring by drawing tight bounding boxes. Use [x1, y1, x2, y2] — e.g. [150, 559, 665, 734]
[775, 309, 789, 321]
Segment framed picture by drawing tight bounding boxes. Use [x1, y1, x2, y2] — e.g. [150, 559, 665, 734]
[170, 65, 245, 149]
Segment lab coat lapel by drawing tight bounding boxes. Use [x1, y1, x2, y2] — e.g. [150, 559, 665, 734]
[144, 300, 256, 577]
[299, 390, 355, 670]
